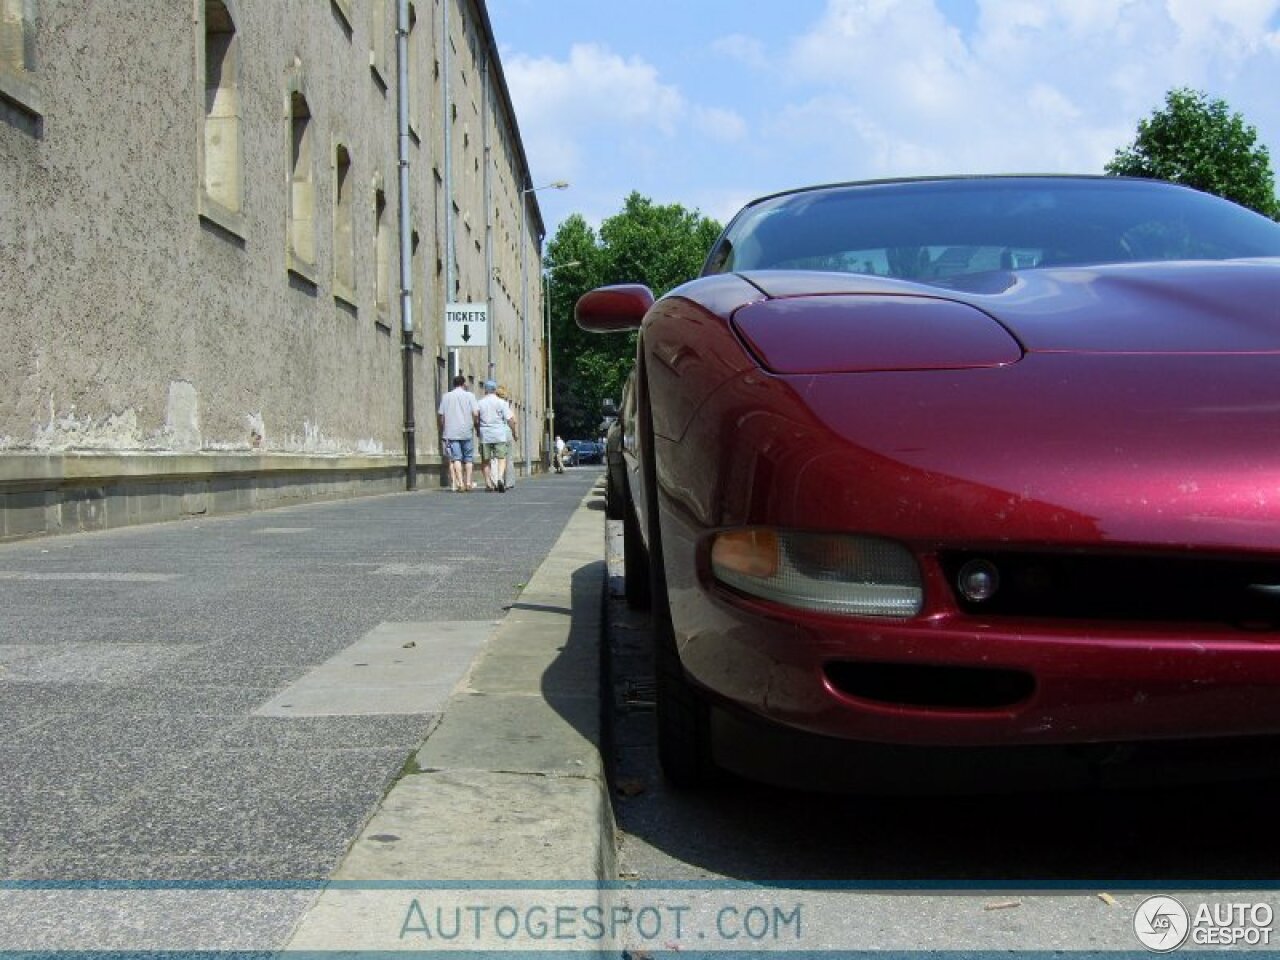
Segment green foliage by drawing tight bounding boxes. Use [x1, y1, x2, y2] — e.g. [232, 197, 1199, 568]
[544, 193, 723, 438]
[1106, 87, 1278, 219]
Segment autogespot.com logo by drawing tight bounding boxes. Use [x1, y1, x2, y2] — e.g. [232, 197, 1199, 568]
[1134, 895, 1190, 952]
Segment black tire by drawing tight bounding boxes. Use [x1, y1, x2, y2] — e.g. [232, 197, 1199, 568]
[605, 461, 624, 521]
[622, 481, 652, 610]
[637, 376, 716, 788]
[654, 625, 716, 789]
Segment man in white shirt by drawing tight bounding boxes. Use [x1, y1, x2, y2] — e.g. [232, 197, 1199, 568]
[437, 375, 479, 492]
[476, 379, 517, 492]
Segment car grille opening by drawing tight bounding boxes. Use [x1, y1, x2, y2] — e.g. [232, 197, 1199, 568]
[939, 551, 1280, 629]
[825, 661, 1035, 710]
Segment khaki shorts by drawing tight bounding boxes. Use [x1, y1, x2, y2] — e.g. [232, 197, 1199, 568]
[481, 441, 510, 461]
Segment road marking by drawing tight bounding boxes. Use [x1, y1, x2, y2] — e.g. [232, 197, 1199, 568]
[368, 563, 454, 576]
[253, 621, 496, 717]
[0, 643, 189, 682]
[0, 572, 179, 582]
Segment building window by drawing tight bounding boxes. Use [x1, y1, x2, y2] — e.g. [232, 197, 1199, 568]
[375, 186, 391, 322]
[0, 0, 41, 118]
[406, 2, 420, 139]
[333, 143, 355, 302]
[411, 229, 424, 345]
[370, 0, 387, 86]
[200, 1, 243, 232]
[331, 0, 353, 34]
[288, 89, 317, 277]
[0, 0, 30, 75]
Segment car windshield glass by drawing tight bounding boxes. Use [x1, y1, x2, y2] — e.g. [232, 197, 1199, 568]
[703, 178, 1280, 282]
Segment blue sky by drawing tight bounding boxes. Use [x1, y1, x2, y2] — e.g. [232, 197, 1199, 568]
[486, 0, 1280, 238]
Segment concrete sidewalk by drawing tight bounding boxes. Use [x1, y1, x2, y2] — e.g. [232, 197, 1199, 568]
[286, 482, 617, 947]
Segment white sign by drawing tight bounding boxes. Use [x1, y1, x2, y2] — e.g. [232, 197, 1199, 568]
[445, 302, 489, 347]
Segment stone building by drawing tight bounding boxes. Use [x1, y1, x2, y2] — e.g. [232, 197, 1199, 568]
[0, 0, 550, 539]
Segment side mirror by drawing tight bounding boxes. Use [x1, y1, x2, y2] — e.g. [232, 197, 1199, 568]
[575, 284, 653, 332]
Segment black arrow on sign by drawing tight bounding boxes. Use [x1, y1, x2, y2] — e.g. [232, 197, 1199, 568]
[461, 325, 472, 343]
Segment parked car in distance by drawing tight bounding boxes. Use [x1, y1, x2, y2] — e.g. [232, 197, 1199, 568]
[604, 374, 633, 523]
[577, 174, 1280, 793]
[567, 439, 603, 465]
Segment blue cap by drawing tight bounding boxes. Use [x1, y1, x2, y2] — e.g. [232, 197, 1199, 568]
[484, 379, 498, 391]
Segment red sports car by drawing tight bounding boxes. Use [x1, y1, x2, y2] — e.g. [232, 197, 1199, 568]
[578, 176, 1280, 791]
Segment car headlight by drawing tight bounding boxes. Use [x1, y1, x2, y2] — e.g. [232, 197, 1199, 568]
[710, 528, 923, 618]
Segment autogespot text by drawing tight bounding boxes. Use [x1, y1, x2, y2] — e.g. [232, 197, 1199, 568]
[399, 898, 804, 948]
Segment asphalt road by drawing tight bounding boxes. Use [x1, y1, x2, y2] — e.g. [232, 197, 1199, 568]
[0, 469, 600, 882]
[603, 518, 1280, 953]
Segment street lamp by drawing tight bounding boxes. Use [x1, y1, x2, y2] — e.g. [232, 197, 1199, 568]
[543, 259, 581, 467]
[520, 180, 569, 477]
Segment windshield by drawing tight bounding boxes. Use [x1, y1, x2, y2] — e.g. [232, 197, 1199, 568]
[703, 177, 1280, 282]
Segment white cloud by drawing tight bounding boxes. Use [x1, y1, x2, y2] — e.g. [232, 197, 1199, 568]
[1165, 0, 1280, 79]
[494, 0, 1279, 236]
[501, 43, 686, 180]
[1024, 84, 1082, 124]
[504, 42, 685, 132]
[711, 33, 768, 68]
[502, 42, 756, 185]
[1168, 0, 1280, 40]
[790, 0, 975, 118]
[769, 96, 949, 176]
[694, 188, 759, 227]
[771, 0, 1279, 184]
[693, 106, 748, 142]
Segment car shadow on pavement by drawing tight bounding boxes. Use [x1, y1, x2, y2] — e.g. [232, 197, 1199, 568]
[519, 557, 613, 775]
[606, 593, 1280, 884]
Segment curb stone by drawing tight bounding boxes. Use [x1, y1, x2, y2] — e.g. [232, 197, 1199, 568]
[285, 484, 617, 948]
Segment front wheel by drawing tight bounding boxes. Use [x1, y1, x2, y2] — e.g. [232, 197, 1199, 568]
[654, 636, 716, 788]
[622, 481, 651, 610]
[640, 406, 715, 787]
[605, 462, 624, 521]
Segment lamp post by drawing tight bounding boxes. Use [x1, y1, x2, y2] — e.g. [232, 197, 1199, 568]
[543, 259, 581, 468]
[519, 180, 569, 477]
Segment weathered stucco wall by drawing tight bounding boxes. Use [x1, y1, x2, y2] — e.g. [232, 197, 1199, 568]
[0, 0, 546, 537]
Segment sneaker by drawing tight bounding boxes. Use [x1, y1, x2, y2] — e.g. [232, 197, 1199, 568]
[497, 479, 506, 493]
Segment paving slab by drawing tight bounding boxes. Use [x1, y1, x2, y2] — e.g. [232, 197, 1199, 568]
[0, 472, 604, 950]
[414, 691, 602, 777]
[254, 620, 495, 717]
[284, 484, 617, 949]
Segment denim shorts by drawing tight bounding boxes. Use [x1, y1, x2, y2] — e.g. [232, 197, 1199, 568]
[445, 438, 475, 463]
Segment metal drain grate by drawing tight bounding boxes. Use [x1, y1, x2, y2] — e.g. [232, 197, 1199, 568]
[621, 678, 656, 710]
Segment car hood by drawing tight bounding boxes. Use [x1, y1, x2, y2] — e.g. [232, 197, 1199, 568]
[737, 259, 1280, 355]
[650, 264, 1280, 550]
[684, 349, 1280, 552]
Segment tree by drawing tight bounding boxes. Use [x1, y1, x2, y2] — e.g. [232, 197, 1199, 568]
[1106, 87, 1278, 219]
[544, 193, 723, 438]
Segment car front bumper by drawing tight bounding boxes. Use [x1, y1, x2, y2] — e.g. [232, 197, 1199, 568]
[672, 571, 1280, 748]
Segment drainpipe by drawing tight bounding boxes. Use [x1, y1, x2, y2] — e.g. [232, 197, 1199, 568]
[397, 0, 416, 489]
[443, 0, 457, 380]
[482, 49, 494, 381]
